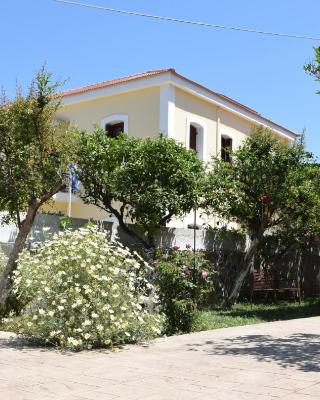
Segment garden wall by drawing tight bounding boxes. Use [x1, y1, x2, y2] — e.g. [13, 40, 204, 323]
[1, 213, 319, 298]
[0, 213, 245, 255]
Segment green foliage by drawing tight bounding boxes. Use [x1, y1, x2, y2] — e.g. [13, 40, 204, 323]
[304, 46, 320, 93]
[192, 300, 320, 332]
[154, 246, 214, 334]
[205, 126, 320, 243]
[4, 228, 163, 350]
[77, 130, 205, 247]
[0, 67, 79, 225]
[204, 127, 320, 305]
[59, 216, 72, 231]
[0, 248, 6, 269]
[0, 249, 22, 314]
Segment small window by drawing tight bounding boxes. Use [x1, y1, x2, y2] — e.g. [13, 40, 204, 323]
[105, 122, 124, 138]
[189, 125, 198, 151]
[221, 136, 232, 162]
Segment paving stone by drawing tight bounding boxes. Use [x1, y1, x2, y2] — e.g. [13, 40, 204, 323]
[294, 382, 320, 396]
[0, 316, 319, 399]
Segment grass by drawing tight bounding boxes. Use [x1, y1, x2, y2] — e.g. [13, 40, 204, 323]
[1, 299, 319, 340]
[192, 298, 320, 332]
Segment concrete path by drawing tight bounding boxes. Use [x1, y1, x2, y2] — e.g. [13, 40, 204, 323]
[0, 317, 319, 400]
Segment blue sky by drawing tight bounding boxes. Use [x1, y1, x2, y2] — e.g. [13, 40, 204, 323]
[1, 0, 319, 155]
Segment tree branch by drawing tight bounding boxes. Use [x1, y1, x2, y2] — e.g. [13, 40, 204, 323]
[92, 192, 151, 249]
[159, 210, 174, 226]
[37, 180, 66, 208]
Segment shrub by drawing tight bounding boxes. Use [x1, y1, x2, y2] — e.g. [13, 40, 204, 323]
[155, 246, 214, 334]
[5, 228, 163, 350]
[0, 248, 21, 315]
[0, 248, 6, 271]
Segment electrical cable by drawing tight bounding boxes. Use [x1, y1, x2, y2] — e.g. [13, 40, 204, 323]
[52, 0, 320, 41]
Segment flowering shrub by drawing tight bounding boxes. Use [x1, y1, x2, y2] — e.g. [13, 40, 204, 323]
[0, 248, 7, 271]
[155, 245, 214, 334]
[5, 228, 163, 350]
[0, 249, 24, 315]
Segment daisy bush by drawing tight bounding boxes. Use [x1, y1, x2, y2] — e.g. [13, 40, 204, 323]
[0, 248, 23, 314]
[0, 248, 7, 271]
[6, 227, 163, 350]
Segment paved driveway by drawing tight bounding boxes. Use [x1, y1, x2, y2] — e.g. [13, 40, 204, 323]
[0, 317, 319, 400]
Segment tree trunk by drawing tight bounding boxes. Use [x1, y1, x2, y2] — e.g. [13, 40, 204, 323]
[107, 205, 153, 250]
[224, 232, 262, 307]
[0, 182, 64, 313]
[0, 200, 38, 313]
[117, 217, 152, 249]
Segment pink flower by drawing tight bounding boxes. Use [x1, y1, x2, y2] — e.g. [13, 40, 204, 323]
[186, 244, 192, 249]
[172, 245, 180, 251]
[200, 271, 208, 279]
[182, 265, 190, 275]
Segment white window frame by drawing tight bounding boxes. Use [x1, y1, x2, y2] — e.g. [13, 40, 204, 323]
[186, 116, 207, 161]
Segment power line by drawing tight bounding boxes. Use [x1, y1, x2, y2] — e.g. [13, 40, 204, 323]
[53, 0, 320, 41]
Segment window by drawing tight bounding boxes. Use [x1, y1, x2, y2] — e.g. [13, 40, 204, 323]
[189, 125, 198, 151]
[186, 118, 206, 161]
[221, 136, 232, 162]
[105, 122, 124, 138]
[100, 114, 129, 137]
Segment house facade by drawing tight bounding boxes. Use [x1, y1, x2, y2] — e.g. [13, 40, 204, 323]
[45, 69, 298, 228]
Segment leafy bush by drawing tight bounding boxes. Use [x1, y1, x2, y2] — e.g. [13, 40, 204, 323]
[4, 228, 163, 350]
[0, 248, 20, 315]
[0, 248, 6, 271]
[155, 246, 214, 334]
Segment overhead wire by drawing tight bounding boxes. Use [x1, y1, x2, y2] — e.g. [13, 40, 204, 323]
[52, 0, 320, 41]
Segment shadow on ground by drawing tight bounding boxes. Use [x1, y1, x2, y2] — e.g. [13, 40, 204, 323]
[0, 333, 59, 352]
[0, 333, 76, 356]
[187, 333, 320, 373]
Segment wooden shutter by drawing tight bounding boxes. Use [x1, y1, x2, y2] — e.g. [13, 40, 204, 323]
[221, 137, 232, 162]
[189, 125, 197, 151]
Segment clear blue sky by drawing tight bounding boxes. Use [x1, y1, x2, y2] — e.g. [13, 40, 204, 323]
[1, 0, 319, 155]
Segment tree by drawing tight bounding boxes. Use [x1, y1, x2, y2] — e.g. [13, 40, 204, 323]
[204, 127, 320, 306]
[304, 46, 320, 93]
[77, 130, 205, 249]
[0, 68, 78, 312]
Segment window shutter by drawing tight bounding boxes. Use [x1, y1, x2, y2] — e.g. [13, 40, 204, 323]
[189, 125, 197, 151]
[221, 137, 232, 162]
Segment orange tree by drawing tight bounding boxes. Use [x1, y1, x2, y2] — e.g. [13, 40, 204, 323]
[0, 68, 79, 312]
[204, 127, 320, 306]
[77, 131, 205, 251]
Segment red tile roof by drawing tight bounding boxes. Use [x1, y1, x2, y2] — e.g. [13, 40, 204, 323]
[58, 68, 298, 137]
[59, 68, 175, 97]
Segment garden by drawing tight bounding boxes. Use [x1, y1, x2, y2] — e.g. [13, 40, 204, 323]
[0, 69, 320, 351]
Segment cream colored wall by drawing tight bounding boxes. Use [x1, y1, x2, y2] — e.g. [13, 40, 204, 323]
[174, 88, 256, 164]
[219, 108, 252, 151]
[173, 88, 256, 229]
[41, 200, 108, 220]
[56, 86, 160, 138]
[53, 87, 161, 220]
[174, 88, 218, 162]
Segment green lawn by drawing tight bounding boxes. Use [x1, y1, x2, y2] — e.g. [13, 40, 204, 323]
[1, 299, 319, 338]
[192, 299, 320, 332]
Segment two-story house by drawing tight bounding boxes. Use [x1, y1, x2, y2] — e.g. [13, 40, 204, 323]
[46, 68, 298, 228]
